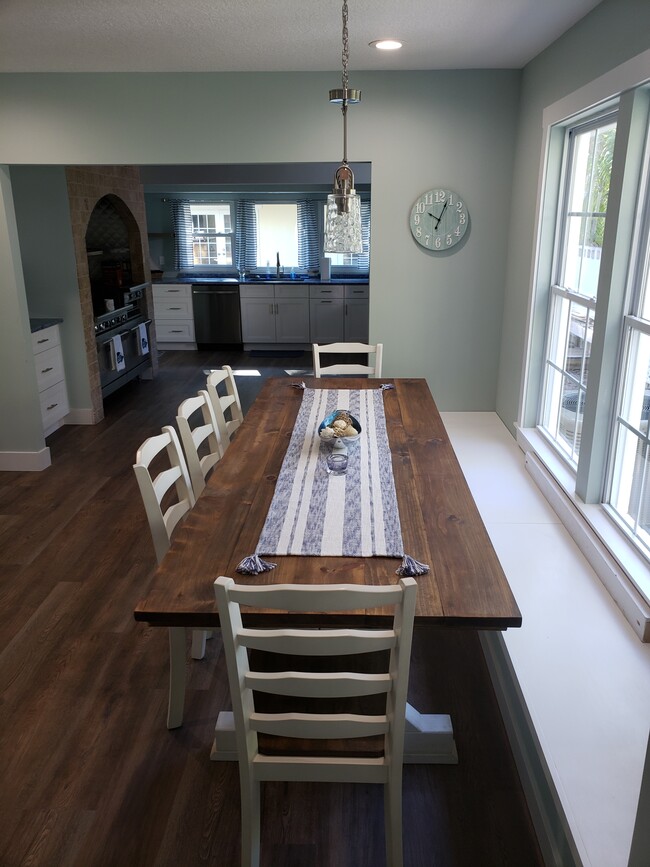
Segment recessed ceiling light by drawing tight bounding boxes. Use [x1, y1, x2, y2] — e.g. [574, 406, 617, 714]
[369, 39, 403, 51]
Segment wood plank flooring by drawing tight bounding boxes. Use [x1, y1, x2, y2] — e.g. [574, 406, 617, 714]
[0, 349, 544, 867]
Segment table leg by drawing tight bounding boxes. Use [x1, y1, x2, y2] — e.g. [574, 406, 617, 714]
[209, 704, 458, 763]
[167, 626, 187, 729]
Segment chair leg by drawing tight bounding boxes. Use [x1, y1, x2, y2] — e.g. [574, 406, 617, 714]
[384, 772, 404, 867]
[240, 772, 261, 867]
[190, 629, 209, 659]
[167, 626, 187, 729]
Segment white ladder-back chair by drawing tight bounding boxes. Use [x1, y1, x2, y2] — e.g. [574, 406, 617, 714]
[214, 576, 417, 867]
[205, 365, 244, 451]
[176, 390, 225, 498]
[312, 341, 383, 377]
[132, 425, 209, 728]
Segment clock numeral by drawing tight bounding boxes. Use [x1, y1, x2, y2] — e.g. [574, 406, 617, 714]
[424, 192, 433, 205]
[459, 212, 466, 225]
[413, 213, 420, 226]
[416, 202, 426, 214]
[454, 226, 461, 236]
[446, 234, 453, 246]
[434, 236, 442, 249]
[425, 234, 431, 246]
[434, 190, 446, 204]
[416, 227, 422, 238]
[456, 201, 464, 211]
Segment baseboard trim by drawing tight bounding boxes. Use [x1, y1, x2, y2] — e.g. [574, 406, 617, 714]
[0, 447, 51, 471]
[480, 630, 582, 867]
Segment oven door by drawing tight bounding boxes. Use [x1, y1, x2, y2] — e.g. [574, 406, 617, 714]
[97, 319, 152, 397]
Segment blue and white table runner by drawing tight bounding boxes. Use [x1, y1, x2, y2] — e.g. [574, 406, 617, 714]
[236, 386, 429, 577]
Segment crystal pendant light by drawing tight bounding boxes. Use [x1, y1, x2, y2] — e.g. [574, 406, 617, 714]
[324, 0, 363, 254]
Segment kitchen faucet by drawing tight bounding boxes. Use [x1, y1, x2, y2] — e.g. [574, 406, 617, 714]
[276, 252, 281, 277]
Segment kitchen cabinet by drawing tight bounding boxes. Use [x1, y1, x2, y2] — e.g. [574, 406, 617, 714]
[309, 284, 369, 344]
[153, 284, 196, 349]
[31, 324, 70, 437]
[240, 284, 310, 345]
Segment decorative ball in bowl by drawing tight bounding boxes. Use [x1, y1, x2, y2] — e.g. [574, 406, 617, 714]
[318, 410, 362, 444]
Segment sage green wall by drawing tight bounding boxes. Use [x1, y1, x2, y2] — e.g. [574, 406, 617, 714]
[0, 69, 520, 417]
[11, 166, 92, 409]
[496, 0, 650, 433]
[0, 167, 44, 454]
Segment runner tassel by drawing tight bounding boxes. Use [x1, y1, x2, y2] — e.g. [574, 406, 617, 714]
[236, 555, 277, 575]
[396, 554, 430, 577]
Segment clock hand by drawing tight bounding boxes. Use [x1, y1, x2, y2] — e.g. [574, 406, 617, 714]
[433, 199, 449, 229]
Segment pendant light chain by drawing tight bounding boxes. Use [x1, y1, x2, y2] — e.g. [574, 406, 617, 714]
[341, 0, 350, 92]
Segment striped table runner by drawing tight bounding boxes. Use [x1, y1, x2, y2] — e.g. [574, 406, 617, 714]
[237, 386, 429, 576]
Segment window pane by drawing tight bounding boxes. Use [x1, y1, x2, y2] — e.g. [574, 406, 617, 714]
[255, 203, 298, 268]
[608, 328, 650, 548]
[559, 121, 616, 298]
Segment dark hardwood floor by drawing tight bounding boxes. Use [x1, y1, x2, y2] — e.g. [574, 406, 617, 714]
[0, 349, 544, 866]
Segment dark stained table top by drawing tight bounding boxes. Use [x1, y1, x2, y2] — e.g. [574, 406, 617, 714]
[134, 377, 521, 630]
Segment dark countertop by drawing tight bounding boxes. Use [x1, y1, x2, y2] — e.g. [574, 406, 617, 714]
[30, 317, 63, 332]
[152, 275, 369, 286]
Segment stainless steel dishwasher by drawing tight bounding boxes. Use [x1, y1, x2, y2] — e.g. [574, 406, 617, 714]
[192, 284, 242, 347]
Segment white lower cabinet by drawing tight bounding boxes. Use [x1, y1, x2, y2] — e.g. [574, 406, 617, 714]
[240, 284, 310, 344]
[32, 324, 69, 437]
[310, 284, 369, 343]
[153, 284, 196, 348]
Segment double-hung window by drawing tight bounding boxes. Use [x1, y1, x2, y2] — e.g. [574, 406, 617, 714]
[522, 74, 650, 633]
[190, 203, 234, 266]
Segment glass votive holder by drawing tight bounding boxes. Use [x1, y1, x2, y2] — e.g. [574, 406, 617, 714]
[326, 453, 348, 475]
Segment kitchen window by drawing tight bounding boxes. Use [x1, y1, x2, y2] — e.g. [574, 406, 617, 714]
[190, 203, 233, 266]
[254, 203, 299, 269]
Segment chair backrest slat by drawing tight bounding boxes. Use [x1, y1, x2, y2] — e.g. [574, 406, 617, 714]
[250, 712, 390, 740]
[238, 627, 396, 656]
[312, 342, 383, 378]
[229, 582, 403, 611]
[244, 670, 392, 698]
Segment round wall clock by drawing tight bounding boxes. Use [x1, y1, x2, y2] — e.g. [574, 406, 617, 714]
[409, 188, 469, 251]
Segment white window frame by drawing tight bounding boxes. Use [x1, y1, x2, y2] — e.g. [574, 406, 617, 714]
[189, 202, 235, 272]
[518, 50, 650, 640]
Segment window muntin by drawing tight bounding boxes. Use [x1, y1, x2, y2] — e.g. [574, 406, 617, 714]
[190, 203, 233, 266]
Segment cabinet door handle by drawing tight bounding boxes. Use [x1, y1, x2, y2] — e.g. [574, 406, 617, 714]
[170, 330, 184, 333]
[321, 300, 333, 304]
[167, 289, 180, 293]
[345, 304, 348, 315]
[37, 338, 50, 345]
[41, 366, 54, 373]
[269, 304, 273, 315]
[168, 306, 182, 310]
[46, 402, 58, 411]
[275, 303, 279, 314]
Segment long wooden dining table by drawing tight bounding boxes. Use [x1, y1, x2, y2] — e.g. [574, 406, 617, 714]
[134, 376, 521, 763]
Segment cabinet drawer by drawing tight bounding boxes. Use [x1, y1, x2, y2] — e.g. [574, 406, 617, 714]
[34, 345, 65, 392]
[275, 284, 309, 299]
[155, 320, 195, 342]
[310, 285, 344, 299]
[154, 297, 194, 319]
[31, 325, 61, 354]
[39, 379, 69, 427]
[239, 284, 274, 300]
[344, 284, 369, 298]
[153, 284, 192, 301]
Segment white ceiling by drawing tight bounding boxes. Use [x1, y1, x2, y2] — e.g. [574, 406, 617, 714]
[0, 0, 603, 74]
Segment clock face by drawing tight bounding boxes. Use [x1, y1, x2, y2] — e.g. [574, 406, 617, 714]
[409, 189, 469, 251]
